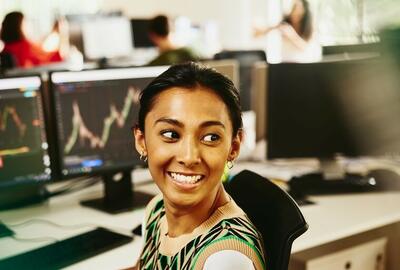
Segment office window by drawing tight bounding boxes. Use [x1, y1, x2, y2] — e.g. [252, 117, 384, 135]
[310, 0, 400, 45]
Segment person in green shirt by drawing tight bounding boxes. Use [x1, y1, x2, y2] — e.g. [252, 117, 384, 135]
[147, 15, 199, 66]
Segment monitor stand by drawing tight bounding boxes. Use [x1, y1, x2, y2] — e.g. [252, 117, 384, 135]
[289, 158, 375, 195]
[80, 170, 153, 214]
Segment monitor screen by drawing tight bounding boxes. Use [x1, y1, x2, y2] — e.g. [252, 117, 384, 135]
[49, 66, 169, 179]
[82, 16, 133, 60]
[0, 76, 51, 187]
[130, 18, 155, 48]
[267, 58, 400, 159]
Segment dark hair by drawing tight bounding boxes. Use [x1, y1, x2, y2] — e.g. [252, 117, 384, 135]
[138, 62, 243, 137]
[284, 0, 313, 41]
[148, 15, 169, 37]
[0, 11, 25, 43]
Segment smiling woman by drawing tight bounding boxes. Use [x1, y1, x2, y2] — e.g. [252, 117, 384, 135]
[132, 62, 266, 269]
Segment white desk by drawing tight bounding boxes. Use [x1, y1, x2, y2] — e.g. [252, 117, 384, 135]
[0, 180, 158, 269]
[1, 168, 400, 269]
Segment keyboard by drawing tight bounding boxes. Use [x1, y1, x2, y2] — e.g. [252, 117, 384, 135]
[0, 227, 133, 269]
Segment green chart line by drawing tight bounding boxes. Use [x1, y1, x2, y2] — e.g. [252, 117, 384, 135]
[0, 105, 27, 138]
[64, 88, 138, 154]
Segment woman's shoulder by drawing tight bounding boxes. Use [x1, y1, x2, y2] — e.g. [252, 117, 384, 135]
[192, 200, 266, 270]
[193, 224, 266, 270]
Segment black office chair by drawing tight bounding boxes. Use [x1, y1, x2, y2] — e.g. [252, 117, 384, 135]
[214, 50, 267, 111]
[225, 170, 308, 270]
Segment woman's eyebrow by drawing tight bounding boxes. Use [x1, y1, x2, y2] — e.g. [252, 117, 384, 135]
[200, 121, 225, 129]
[154, 117, 183, 127]
[154, 118, 225, 129]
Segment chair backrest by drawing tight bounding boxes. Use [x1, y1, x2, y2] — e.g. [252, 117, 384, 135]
[225, 170, 308, 270]
[214, 50, 267, 111]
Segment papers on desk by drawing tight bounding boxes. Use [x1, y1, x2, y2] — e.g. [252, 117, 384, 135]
[232, 159, 319, 182]
[233, 156, 400, 183]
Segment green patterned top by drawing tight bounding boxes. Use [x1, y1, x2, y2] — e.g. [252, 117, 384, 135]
[138, 194, 266, 270]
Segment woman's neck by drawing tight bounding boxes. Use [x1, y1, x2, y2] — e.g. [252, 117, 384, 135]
[164, 185, 229, 238]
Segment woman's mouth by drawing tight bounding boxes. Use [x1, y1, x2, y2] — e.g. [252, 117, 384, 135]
[168, 172, 204, 185]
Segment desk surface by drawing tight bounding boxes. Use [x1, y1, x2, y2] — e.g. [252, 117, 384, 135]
[1, 168, 400, 269]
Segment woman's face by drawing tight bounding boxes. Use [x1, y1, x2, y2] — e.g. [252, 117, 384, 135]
[135, 86, 241, 209]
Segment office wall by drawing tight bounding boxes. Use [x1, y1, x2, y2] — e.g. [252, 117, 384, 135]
[101, 0, 268, 49]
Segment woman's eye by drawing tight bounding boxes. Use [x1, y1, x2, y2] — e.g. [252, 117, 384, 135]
[161, 130, 179, 140]
[203, 134, 220, 142]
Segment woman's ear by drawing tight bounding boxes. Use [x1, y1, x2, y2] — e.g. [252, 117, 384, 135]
[228, 129, 243, 161]
[133, 126, 147, 156]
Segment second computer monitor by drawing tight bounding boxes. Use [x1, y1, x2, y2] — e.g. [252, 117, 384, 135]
[49, 66, 169, 179]
[81, 16, 134, 60]
[0, 76, 51, 209]
[267, 58, 400, 159]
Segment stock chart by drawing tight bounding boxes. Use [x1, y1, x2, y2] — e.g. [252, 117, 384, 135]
[0, 90, 43, 159]
[53, 77, 152, 174]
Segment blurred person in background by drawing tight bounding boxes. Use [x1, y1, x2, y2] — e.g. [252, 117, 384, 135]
[0, 11, 69, 68]
[147, 15, 199, 66]
[254, 0, 321, 62]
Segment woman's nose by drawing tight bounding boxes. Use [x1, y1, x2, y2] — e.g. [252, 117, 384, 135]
[177, 137, 201, 167]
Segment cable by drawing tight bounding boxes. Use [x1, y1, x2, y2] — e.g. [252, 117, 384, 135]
[5, 218, 133, 236]
[46, 176, 101, 199]
[6, 218, 97, 230]
[47, 176, 98, 195]
[11, 235, 59, 243]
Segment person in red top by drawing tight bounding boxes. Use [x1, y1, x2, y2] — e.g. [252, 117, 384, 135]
[0, 11, 67, 68]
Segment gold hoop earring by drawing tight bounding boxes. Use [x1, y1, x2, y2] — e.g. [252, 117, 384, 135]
[227, 160, 234, 169]
[140, 151, 148, 162]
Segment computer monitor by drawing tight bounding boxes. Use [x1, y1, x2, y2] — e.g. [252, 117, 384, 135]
[49, 66, 169, 213]
[267, 57, 400, 180]
[214, 50, 267, 111]
[130, 18, 155, 48]
[81, 16, 133, 60]
[201, 59, 239, 88]
[0, 76, 51, 209]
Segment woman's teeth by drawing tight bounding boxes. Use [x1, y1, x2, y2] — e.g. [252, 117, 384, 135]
[170, 172, 202, 184]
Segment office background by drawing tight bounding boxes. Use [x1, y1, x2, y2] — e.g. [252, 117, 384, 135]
[1, 0, 400, 49]
[1, 1, 400, 270]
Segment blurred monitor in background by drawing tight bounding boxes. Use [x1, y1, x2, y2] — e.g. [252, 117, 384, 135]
[130, 18, 155, 48]
[201, 59, 239, 88]
[214, 50, 267, 111]
[81, 16, 133, 61]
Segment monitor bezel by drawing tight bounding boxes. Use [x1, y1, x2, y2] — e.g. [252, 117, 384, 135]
[266, 58, 385, 160]
[0, 73, 53, 187]
[48, 66, 169, 180]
